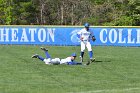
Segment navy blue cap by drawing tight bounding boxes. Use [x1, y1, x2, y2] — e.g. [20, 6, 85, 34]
[71, 53, 77, 57]
[84, 23, 90, 27]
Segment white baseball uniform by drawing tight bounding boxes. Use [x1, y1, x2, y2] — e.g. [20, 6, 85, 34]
[43, 57, 72, 65]
[77, 28, 93, 52]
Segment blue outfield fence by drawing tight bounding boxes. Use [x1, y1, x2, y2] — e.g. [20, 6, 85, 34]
[0, 26, 140, 46]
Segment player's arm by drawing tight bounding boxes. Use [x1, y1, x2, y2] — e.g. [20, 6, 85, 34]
[77, 30, 83, 41]
[90, 31, 96, 42]
[67, 61, 82, 65]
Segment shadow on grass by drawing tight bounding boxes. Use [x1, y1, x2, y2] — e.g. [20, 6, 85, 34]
[95, 60, 111, 63]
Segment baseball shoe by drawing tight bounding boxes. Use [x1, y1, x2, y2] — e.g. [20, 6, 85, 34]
[31, 54, 39, 58]
[85, 58, 95, 65]
[80, 56, 83, 62]
[90, 58, 95, 63]
[40, 47, 48, 51]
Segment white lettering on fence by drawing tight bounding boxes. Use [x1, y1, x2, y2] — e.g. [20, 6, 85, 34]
[0, 28, 9, 42]
[109, 29, 117, 43]
[38, 28, 46, 42]
[20, 28, 29, 42]
[11, 28, 18, 42]
[100, 29, 107, 43]
[0, 28, 55, 43]
[136, 29, 140, 44]
[47, 28, 55, 42]
[29, 28, 36, 42]
[118, 29, 126, 43]
[100, 28, 140, 44]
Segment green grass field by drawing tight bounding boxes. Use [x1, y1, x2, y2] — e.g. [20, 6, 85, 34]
[0, 45, 140, 93]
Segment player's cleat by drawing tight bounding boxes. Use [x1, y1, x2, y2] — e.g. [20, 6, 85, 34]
[31, 54, 39, 58]
[80, 56, 83, 62]
[81, 58, 83, 62]
[85, 58, 95, 65]
[90, 58, 95, 63]
[40, 47, 48, 51]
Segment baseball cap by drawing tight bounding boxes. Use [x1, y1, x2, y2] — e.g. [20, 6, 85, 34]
[84, 23, 90, 27]
[71, 53, 77, 57]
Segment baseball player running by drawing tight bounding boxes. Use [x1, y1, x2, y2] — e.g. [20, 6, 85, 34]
[31, 47, 91, 65]
[77, 23, 96, 63]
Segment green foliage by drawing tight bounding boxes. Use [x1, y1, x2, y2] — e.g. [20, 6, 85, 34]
[127, 0, 140, 25]
[89, 0, 106, 4]
[104, 16, 134, 26]
[0, 0, 13, 25]
[13, 0, 37, 25]
[83, 17, 100, 25]
[0, 0, 139, 25]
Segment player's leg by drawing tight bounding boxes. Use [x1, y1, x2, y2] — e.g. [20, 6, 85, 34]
[80, 42, 86, 62]
[32, 54, 51, 64]
[86, 42, 95, 62]
[40, 47, 51, 58]
[32, 54, 45, 61]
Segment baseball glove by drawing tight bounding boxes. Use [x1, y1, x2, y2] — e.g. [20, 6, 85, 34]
[92, 36, 96, 41]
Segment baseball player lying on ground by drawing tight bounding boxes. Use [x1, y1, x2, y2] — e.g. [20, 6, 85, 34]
[31, 47, 92, 65]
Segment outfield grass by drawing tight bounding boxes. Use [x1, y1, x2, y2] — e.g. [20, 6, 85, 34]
[0, 45, 140, 93]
